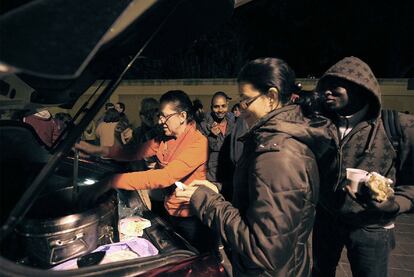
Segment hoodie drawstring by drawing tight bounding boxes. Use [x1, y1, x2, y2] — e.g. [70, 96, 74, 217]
[364, 120, 380, 153]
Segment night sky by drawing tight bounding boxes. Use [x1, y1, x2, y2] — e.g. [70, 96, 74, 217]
[1, 0, 413, 79]
[232, 0, 414, 78]
[130, 0, 414, 79]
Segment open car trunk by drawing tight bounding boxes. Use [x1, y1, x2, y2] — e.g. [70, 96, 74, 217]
[0, 0, 244, 275]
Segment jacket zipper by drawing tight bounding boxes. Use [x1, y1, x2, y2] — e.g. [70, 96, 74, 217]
[332, 122, 372, 192]
[333, 145, 343, 191]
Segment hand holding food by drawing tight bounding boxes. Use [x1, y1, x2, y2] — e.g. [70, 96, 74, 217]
[345, 170, 394, 202]
[344, 171, 399, 214]
[365, 172, 394, 202]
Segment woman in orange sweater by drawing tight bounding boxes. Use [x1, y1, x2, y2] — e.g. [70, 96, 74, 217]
[76, 90, 212, 250]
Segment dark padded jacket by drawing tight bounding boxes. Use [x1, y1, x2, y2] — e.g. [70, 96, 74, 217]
[191, 105, 335, 276]
[200, 112, 235, 198]
[317, 56, 414, 227]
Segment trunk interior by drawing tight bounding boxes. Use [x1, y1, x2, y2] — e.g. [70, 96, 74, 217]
[0, 121, 200, 273]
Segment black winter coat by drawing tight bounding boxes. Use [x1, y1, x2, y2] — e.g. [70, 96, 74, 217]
[199, 112, 235, 199]
[191, 105, 335, 276]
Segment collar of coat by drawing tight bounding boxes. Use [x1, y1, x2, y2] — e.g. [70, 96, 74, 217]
[239, 104, 336, 159]
[239, 105, 300, 140]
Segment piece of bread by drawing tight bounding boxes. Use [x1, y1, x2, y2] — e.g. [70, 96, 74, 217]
[365, 172, 394, 202]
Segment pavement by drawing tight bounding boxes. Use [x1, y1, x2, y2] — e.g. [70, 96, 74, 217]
[336, 213, 414, 277]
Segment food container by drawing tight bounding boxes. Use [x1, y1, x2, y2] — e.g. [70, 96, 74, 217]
[346, 168, 369, 193]
[16, 187, 118, 267]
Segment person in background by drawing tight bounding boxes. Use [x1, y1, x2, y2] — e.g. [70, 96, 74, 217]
[23, 108, 60, 148]
[104, 102, 115, 109]
[82, 120, 97, 144]
[105, 102, 115, 110]
[192, 99, 205, 129]
[120, 97, 161, 171]
[115, 102, 129, 123]
[231, 103, 242, 118]
[52, 112, 73, 142]
[199, 91, 235, 200]
[115, 97, 160, 147]
[229, 103, 249, 165]
[54, 112, 72, 130]
[312, 56, 414, 277]
[88, 102, 116, 144]
[78, 108, 128, 160]
[135, 97, 160, 144]
[174, 58, 335, 276]
[76, 90, 212, 251]
[229, 117, 248, 167]
[95, 108, 120, 147]
[96, 102, 115, 125]
[115, 102, 125, 113]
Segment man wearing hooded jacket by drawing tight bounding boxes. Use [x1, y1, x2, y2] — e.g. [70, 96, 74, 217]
[312, 56, 414, 277]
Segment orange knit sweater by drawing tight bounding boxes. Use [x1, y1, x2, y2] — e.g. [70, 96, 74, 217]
[110, 123, 208, 217]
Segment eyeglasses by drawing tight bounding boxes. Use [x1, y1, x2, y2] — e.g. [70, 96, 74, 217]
[239, 94, 262, 109]
[158, 112, 179, 123]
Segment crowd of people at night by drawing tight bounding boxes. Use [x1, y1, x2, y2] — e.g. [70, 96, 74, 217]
[25, 57, 413, 277]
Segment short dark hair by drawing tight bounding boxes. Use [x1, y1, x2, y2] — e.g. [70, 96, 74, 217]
[231, 103, 241, 112]
[105, 102, 114, 110]
[211, 91, 232, 106]
[140, 97, 159, 123]
[237, 58, 300, 104]
[140, 98, 159, 115]
[192, 99, 204, 111]
[103, 108, 120, 123]
[159, 90, 194, 122]
[192, 99, 205, 123]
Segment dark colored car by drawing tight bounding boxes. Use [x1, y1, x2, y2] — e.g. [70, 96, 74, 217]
[0, 1, 252, 275]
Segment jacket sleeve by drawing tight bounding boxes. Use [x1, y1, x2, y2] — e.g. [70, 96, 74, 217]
[112, 137, 208, 190]
[207, 133, 225, 152]
[191, 150, 317, 272]
[394, 113, 414, 213]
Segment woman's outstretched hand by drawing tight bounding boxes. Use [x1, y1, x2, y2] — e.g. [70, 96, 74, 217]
[175, 179, 218, 201]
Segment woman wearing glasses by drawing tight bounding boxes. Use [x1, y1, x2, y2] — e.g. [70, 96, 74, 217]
[76, 90, 212, 250]
[175, 58, 335, 276]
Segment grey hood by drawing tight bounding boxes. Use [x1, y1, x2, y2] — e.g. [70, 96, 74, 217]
[318, 56, 382, 119]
